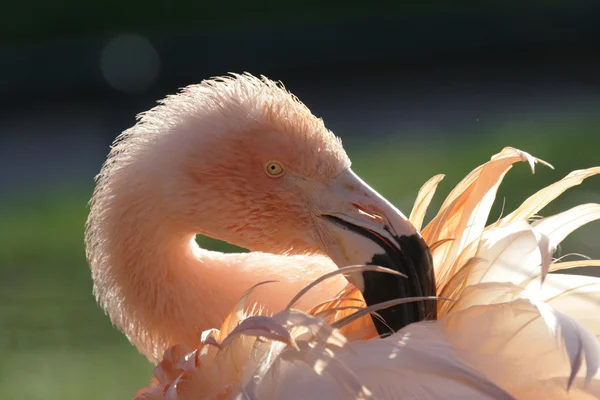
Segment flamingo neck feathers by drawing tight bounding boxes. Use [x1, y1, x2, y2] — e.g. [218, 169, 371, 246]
[86, 166, 239, 362]
[84, 104, 249, 362]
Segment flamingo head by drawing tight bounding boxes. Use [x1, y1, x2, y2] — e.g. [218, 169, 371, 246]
[111, 73, 436, 333]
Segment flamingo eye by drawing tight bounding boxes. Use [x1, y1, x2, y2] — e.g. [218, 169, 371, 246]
[265, 161, 284, 177]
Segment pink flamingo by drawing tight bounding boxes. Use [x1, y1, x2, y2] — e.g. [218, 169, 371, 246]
[86, 73, 433, 363]
[87, 73, 600, 399]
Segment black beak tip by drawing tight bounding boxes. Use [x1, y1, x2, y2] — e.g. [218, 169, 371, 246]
[321, 214, 436, 335]
[362, 233, 437, 336]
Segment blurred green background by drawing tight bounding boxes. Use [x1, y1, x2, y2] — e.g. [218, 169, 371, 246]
[1, 2, 600, 399]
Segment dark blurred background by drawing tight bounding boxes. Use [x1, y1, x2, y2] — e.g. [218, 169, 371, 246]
[1, 2, 600, 399]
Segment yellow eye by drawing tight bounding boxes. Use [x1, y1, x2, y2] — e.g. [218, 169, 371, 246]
[265, 161, 284, 177]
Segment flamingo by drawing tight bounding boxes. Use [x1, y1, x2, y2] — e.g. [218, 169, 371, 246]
[86, 73, 434, 363]
[86, 73, 600, 399]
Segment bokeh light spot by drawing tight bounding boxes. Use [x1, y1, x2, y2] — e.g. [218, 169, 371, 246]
[100, 34, 160, 94]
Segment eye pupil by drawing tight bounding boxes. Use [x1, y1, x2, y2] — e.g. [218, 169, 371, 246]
[266, 162, 283, 176]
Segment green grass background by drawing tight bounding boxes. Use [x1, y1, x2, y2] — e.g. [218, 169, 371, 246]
[1, 114, 599, 399]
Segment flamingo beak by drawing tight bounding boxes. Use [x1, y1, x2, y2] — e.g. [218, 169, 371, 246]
[318, 169, 436, 336]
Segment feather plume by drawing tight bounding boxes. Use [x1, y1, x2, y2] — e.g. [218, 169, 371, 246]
[409, 173, 445, 231]
[421, 147, 552, 288]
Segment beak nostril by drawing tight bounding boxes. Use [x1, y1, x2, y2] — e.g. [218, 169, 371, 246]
[353, 203, 383, 222]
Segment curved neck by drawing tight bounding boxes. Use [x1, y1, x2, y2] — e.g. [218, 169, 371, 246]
[87, 190, 344, 363]
[86, 167, 250, 362]
[90, 211, 232, 361]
